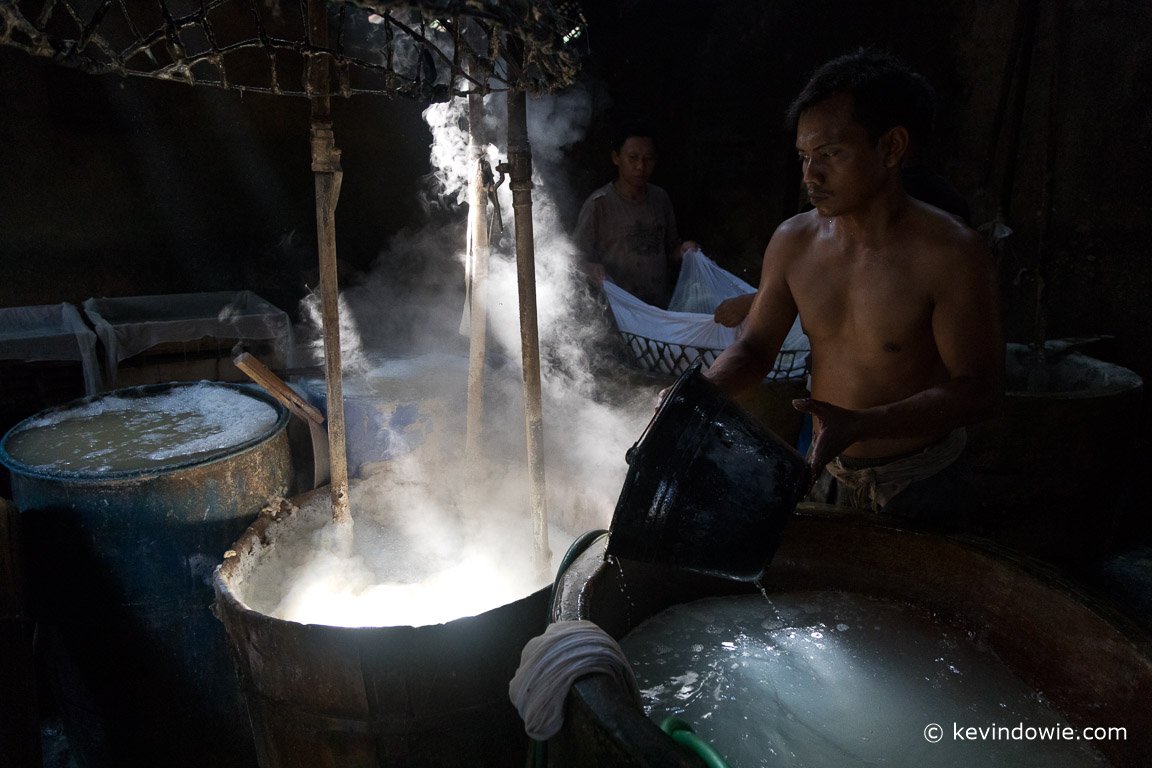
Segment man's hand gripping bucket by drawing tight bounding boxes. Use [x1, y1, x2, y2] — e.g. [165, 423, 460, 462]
[606, 360, 811, 581]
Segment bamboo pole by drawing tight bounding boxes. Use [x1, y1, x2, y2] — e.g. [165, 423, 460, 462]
[307, 0, 350, 523]
[506, 84, 551, 579]
[464, 89, 491, 468]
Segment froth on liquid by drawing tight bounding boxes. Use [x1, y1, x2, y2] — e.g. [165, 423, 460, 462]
[622, 591, 1110, 768]
[4, 384, 279, 474]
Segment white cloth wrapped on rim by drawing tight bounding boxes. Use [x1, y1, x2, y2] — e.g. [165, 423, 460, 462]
[509, 619, 642, 741]
[603, 249, 809, 379]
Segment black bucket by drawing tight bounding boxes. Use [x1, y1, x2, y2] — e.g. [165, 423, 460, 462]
[606, 361, 809, 582]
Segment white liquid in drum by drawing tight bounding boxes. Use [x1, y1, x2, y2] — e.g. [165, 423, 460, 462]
[5, 385, 279, 473]
[621, 591, 1111, 768]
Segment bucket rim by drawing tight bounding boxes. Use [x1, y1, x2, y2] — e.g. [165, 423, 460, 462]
[0, 381, 290, 483]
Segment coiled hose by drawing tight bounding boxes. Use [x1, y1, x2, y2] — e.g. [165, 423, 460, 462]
[661, 717, 732, 768]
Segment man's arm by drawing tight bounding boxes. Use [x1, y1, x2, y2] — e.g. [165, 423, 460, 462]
[573, 195, 606, 284]
[798, 231, 1003, 469]
[661, 188, 685, 264]
[703, 224, 801, 397]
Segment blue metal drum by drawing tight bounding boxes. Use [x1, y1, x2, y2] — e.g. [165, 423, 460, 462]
[0, 382, 292, 768]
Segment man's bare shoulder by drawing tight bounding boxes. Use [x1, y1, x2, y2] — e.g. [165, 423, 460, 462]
[775, 209, 822, 236]
[901, 201, 996, 305]
[585, 183, 613, 204]
[905, 200, 992, 268]
[908, 200, 984, 250]
[768, 210, 821, 254]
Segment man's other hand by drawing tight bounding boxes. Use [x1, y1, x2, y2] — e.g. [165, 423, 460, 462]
[792, 397, 864, 477]
[713, 293, 755, 327]
[676, 241, 701, 261]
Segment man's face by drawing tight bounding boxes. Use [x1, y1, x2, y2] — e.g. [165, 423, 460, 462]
[795, 93, 890, 217]
[612, 136, 657, 187]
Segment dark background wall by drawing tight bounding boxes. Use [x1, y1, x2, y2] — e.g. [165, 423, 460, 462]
[2, 1, 1150, 480]
[0, 48, 433, 315]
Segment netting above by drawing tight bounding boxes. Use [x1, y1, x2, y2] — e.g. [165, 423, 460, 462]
[0, 0, 584, 97]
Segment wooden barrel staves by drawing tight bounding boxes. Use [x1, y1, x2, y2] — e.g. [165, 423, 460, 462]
[213, 499, 549, 768]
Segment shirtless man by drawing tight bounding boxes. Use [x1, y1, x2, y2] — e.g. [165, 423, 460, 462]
[704, 51, 1002, 522]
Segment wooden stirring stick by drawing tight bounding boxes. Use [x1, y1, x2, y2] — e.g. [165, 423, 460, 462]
[233, 352, 325, 427]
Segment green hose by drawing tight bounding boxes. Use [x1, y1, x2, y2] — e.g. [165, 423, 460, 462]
[661, 717, 732, 768]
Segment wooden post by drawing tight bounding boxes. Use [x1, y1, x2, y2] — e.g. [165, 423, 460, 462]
[307, 0, 350, 523]
[464, 89, 491, 468]
[506, 81, 551, 579]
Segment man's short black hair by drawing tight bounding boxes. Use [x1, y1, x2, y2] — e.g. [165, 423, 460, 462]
[786, 49, 937, 147]
[612, 119, 657, 153]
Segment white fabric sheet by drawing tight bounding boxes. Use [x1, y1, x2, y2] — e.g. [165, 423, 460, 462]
[83, 291, 293, 386]
[0, 303, 103, 394]
[604, 249, 809, 379]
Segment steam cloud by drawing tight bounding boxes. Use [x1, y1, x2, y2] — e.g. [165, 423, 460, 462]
[267, 81, 655, 627]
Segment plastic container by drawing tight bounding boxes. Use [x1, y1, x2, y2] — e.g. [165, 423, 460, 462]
[0, 303, 102, 395]
[83, 291, 293, 387]
[606, 360, 809, 582]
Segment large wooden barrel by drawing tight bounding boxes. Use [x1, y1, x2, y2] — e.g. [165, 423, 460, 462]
[549, 507, 1152, 768]
[213, 495, 549, 768]
[0, 382, 292, 768]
